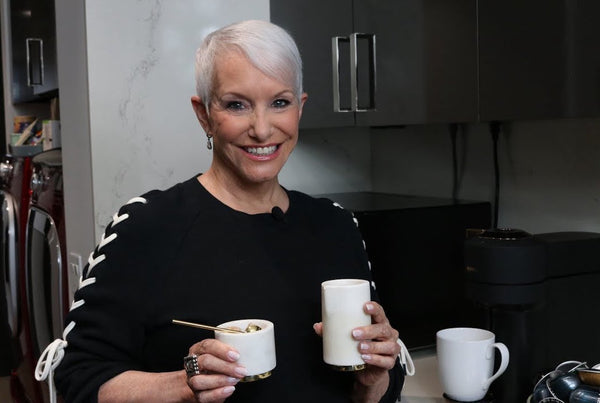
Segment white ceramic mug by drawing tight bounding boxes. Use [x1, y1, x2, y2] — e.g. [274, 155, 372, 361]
[321, 279, 371, 370]
[214, 319, 276, 382]
[436, 327, 509, 402]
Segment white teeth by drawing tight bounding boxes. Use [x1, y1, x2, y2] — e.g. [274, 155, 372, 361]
[246, 145, 277, 156]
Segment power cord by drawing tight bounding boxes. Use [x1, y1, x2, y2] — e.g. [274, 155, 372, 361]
[489, 121, 501, 228]
[449, 123, 459, 202]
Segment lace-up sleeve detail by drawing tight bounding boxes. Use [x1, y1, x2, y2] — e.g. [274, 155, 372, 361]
[328, 198, 414, 380]
[36, 196, 151, 403]
[331, 200, 374, 278]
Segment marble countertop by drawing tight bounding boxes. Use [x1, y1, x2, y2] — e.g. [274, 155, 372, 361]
[399, 348, 445, 402]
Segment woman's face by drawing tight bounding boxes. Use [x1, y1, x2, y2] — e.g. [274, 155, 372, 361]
[192, 51, 307, 186]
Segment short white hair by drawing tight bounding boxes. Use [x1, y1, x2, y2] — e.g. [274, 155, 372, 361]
[195, 20, 303, 105]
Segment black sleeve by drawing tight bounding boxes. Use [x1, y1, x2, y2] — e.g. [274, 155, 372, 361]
[380, 357, 405, 402]
[55, 195, 163, 403]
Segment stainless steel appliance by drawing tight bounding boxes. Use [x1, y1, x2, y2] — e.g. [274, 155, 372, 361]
[25, 149, 68, 367]
[1, 158, 22, 375]
[465, 229, 600, 402]
[0, 149, 44, 403]
[6, 148, 67, 403]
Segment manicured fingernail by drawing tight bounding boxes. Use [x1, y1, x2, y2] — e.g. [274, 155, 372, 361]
[227, 377, 239, 384]
[235, 366, 248, 377]
[360, 342, 369, 351]
[361, 354, 372, 361]
[227, 351, 240, 361]
[352, 329, 364, 338]
[365, 303, 374, 312]
[223, 386, 235, 396]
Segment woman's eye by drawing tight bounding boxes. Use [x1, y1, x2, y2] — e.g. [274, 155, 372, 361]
[226, 101, 246, 111]
[272, 99, 291, 108]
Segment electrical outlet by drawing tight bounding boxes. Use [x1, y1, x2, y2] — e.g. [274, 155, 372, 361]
[68, 252, 83, 303]
[69, 252, 83, 279]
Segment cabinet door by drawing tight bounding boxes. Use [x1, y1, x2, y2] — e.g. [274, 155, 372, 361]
[563, 0, 600, 118]
[354, 0, 478, 126]
[270, 1, 355, 128]
[11, 0, 58, 103]
[478, 0, 566, 121]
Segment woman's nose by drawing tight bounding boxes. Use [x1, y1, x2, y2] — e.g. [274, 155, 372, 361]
[249, 108, 272, 140]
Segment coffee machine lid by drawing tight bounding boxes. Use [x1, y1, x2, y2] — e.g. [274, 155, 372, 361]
[464, 227, 546, 286]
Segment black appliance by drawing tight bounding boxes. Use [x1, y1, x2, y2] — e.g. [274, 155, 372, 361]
[465, 229, 600, 402]
[316, 192, 491, 350]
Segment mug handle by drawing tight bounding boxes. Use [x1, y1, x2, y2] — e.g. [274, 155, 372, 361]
[483, 342, 510, 390]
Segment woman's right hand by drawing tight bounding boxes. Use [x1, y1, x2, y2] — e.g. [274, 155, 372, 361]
[186, 338, 246, 402]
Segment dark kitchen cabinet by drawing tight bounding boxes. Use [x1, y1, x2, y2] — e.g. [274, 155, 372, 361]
[478, 0, 566, 121]
[271, 0, 478, 128]
[561, 0, 600, 118]
[478, 0, 600, 121]
[10, 0, 58, 103]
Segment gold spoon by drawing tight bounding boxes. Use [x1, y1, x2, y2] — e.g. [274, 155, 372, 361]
[172, 319, 246, 334]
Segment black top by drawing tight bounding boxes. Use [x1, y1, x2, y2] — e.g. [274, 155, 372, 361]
[55, 177, 404, 402]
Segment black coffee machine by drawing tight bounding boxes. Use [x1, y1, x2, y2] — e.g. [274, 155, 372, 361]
[465, 229, 600, 402]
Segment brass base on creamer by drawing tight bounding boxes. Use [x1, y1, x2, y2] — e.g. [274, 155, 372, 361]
[329, 364, 366, 372]
[240, 370, 272, 382]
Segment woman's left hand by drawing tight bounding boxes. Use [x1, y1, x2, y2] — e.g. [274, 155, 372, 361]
[313, 301, 401, 398]
[350, 301, 400, 387]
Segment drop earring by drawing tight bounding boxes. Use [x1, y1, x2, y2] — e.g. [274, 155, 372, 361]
[206, 133, 213, 150]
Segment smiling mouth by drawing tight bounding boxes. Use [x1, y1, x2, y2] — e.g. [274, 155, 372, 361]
[244, 145, 279, 156]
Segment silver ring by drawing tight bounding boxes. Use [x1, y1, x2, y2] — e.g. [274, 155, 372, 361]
[183, 354, 200, 378]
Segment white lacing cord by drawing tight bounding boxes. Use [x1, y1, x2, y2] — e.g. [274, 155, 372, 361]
[398, 338, 415, 376]
[35, 321, 76, 403]
[127, 196, 148, 205]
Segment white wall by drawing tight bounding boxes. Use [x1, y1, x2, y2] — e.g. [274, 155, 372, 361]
[55, 0, 96, 280]
[371, 118, 600, 233]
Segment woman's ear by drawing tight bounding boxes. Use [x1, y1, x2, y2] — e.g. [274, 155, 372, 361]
[298, 93, 308, 119]
[191, 96, 211, 133]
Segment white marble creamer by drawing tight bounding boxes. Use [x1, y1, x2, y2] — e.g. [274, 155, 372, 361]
[321, 279, 371, 370]
[215, 319, 276, 382]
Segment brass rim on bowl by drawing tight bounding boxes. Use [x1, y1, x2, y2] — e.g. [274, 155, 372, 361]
[240, 371, 272, 382]
[329, 364, 366, 372]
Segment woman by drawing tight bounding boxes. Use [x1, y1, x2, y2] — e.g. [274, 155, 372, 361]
[46, 20, 405, 402]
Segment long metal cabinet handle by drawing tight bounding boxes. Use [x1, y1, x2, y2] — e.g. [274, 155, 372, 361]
[350, 33, 376, 112]
[332, 36, 352, 112]
[332, 34, 377, 113]
[26, 38, 44, 86]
